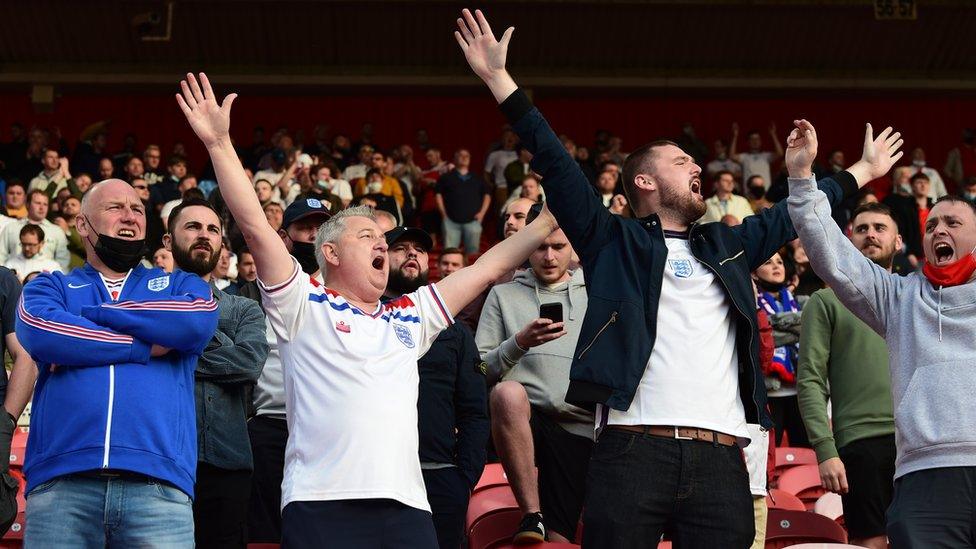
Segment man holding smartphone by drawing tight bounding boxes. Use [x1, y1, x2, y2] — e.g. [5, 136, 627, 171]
[476, 217, 593, 544]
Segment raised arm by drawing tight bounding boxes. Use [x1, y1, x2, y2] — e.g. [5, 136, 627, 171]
[176, 72, 293, 286]
[435, 205, 557, 317]
[729, 123, 741, 162]
[786, 121, 905, 335]
[769, 122, 784, 160]
[455, 9, 616, 260]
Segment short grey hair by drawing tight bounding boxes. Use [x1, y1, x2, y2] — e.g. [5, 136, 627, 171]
[313, 206, 377, 273]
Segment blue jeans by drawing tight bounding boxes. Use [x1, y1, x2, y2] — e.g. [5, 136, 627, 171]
[442, 218, 482, 256]
[583, 429, 754, 548]
[25, 474, 194, 548]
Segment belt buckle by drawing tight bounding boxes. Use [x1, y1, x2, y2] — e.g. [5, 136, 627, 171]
[673, 426, 694, 440]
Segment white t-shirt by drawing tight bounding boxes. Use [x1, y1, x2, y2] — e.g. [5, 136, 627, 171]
[601, 232, 749, 441]
[484, 150, 518, 188]
[4, 254, 62, 281]
[260, 259, 453, 511]
[739, 151, 775, 189]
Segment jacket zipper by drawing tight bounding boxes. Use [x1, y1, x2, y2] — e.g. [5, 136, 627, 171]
[102, 365, 115, 468]
[691, 229, 764, 426]
[577, 311, 618, 359]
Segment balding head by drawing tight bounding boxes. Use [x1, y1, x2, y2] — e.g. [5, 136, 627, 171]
[78, 179, 147, 242]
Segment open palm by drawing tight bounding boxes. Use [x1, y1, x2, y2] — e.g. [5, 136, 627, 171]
[175, 72, 237, 148]
[455, 9, 513, 81]
[860, 123, 904, 180]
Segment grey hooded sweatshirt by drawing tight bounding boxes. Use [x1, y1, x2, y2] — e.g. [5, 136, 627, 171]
[788, 175, 976, 479]
[476, 268, 593, 439]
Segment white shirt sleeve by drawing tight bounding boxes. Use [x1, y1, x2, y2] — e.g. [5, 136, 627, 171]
[409, 283, 454, 356]
[258, 257, 311, 342]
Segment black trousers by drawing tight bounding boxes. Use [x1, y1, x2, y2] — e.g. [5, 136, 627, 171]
[281, 499, 438, 549]
[888, 466, 976, 548]
[246, 415, 288, 543]
[422, 468, 470, 549]
[583, 429, 754, 549]
[193, 462, 252, 549]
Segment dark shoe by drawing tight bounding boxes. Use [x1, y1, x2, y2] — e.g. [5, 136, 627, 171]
[513, 512, 546, 545]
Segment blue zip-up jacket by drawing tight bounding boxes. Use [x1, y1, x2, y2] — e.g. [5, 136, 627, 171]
[499, 90, 856, 429]
[15, 263, 218, 497]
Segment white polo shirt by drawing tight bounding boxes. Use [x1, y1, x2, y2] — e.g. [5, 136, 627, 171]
[600, 231, 749, 441]
[260, 259, 452, 512]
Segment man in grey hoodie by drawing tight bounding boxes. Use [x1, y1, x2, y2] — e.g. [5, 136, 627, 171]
[787, 119, 976, 548]
[476, 225, 592, 544]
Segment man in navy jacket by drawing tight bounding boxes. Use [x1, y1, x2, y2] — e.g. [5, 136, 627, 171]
[456, 10, 869, 546]
[16, 179, 218, 547]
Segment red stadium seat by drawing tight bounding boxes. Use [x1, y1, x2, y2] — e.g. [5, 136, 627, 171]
[468, 508, 521, 549]
[466, 485, 518, 534]
[1, 512, 25, 542]
[766, 488, 806, 511]
[8, 428, 28, 469]
[814, 492, 845, 527]
[771, 447, 817, 483]
[474, 463, 510, 493]
[764, 509, 847, 548]
[777, 465, 826, 511]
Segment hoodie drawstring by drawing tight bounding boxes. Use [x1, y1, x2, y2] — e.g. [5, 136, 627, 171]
[938, 286, 943, 342]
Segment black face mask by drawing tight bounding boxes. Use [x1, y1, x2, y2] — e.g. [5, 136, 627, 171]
[748, 186, 766, 199]
[291, 241, 319, 274]
[88, 232, 147, 273]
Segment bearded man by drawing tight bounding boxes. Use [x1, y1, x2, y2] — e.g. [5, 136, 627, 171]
[166, 197, 269, 548]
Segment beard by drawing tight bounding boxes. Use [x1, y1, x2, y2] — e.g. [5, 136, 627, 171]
[861, 244, 897, 270]
[387, 267, 429, 295]
[173, 240, 221, 277]
[660, 182, 706, 223]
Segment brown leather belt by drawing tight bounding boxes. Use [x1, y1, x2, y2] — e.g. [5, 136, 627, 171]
[607, 425, 737, 447]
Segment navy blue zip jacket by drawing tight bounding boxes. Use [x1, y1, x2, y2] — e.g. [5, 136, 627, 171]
[500, 89, 856, 429]
[15, 264, 218, 496]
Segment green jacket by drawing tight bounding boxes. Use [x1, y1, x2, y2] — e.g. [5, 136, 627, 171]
[797, 288, 894, 463]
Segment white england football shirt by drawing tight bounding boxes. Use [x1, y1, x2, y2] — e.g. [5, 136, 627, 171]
[259, 259, 452, 512]
[601, 232, 749, 441]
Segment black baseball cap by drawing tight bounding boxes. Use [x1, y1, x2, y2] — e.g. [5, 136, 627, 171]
[282, 197, 332, 230]
[385, 226, 433, 251]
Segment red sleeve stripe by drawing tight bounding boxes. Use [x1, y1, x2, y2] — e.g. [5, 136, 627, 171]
[260, 263, 300, 295]
[18, 300, 134, 344]
[427, 285, 452, 325]
[102, 298, 218, 311]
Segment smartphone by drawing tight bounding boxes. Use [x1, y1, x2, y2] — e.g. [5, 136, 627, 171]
[539, 302, 563, 324]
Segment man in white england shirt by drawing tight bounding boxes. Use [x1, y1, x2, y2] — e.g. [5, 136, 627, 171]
[178, 72, 559, 548]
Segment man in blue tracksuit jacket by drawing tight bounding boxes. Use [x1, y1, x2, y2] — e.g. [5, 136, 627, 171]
[15, 179, 218, 547]
[456, 10, 864, 547]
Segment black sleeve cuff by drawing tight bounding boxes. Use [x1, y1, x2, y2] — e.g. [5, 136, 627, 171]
[498, 88, 534, 125]
[835, 170, 858, 198]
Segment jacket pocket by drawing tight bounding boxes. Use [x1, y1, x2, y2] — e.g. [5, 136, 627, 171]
[577, 311, 618, 360]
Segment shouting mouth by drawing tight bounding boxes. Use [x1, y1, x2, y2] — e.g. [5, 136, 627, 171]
[372, 255, 386, 271]
[690, 178, 702, 196]
[934, 241, 955, 265]
[117, 229, 136, 238]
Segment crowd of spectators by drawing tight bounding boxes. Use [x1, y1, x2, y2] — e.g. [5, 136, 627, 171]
[0, 96, 975, 548]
